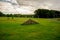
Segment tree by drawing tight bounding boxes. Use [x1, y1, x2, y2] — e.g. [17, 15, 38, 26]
[34, 9, 49, 18]
[34, 9, 60, 18]
[0, 12, 5, 17]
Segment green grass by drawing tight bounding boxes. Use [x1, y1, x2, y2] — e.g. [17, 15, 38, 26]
[0, 17, 60, 40]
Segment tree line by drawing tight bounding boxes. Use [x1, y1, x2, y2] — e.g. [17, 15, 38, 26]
[0, 9, 60, 18]
[0, 12, 34, 18]
[34, 9, 60, 18]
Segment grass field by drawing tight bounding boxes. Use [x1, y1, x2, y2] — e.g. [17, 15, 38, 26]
[0, 17, 60, 40]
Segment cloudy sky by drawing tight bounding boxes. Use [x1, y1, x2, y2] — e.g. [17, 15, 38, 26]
[17, 0, 60, 10]
[0, 0, 60, 14]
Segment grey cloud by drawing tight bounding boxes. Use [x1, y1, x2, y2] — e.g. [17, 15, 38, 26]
[16, 0, 60, 10]
[0, 0, 11, 2]
[0, 0, 18, 5]
[0, 0, 60, 10]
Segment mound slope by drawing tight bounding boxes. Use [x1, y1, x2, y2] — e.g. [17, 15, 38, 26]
[21, 19, 39, 25]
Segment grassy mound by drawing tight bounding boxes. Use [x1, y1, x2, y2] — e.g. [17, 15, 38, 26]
[21, 19, 39, 25]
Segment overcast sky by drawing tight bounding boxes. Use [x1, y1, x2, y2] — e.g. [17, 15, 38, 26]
[0, 0, 60, 10]
[17, 0, 60, 10]
[0, 0, 60, 14]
